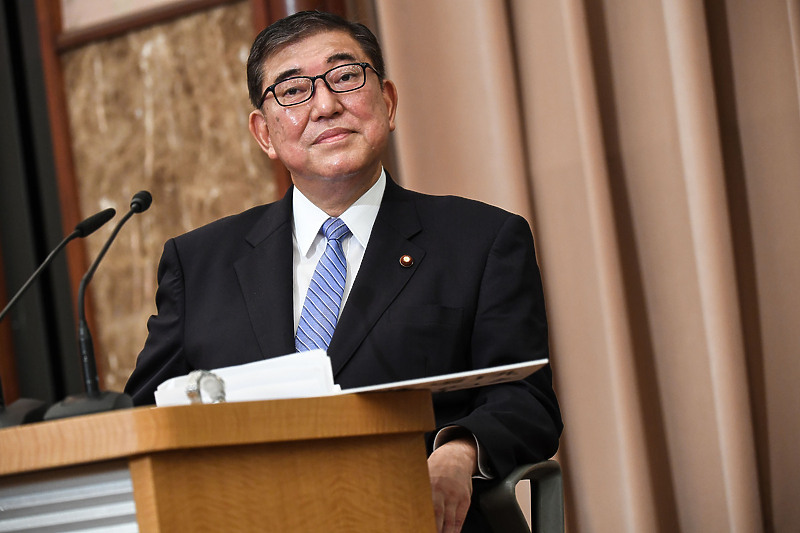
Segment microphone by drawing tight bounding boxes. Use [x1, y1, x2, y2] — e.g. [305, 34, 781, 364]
[0, 207, 116, 428]
[45, 191, 152, 420]
[0, 208, 116, 323]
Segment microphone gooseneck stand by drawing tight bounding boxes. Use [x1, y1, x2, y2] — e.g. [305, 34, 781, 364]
[0, 208, 117, 428]
[45, 192, 152, 421]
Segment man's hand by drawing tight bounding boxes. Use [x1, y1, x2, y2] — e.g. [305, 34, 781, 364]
[427, 437, 478, 533]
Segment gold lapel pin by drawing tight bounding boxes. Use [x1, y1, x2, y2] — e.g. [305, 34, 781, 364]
[399, 255, 414, 268]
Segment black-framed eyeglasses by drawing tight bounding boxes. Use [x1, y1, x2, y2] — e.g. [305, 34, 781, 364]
[258, 62, 377, 108]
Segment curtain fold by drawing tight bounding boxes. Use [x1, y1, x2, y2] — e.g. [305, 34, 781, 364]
[661, 1, 762, 531]
[375, 0, 532, 220]
[373, 0, 798, 530]
[555, 1, 662, 530]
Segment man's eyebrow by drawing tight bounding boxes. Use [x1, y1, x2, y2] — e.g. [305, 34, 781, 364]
[327, 52, 358, 64]
[272, 67, 302, 85]
[270, 52, 359, 85]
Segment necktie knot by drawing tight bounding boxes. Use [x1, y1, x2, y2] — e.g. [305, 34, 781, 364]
[322, 217, 350, 242]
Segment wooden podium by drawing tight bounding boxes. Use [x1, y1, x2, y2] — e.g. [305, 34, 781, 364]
[0, 390, 437, 532]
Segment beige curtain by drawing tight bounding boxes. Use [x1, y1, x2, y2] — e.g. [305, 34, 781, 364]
[374, 0, 799, 531]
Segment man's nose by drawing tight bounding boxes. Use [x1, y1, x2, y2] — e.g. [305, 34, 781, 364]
[309, 78, 341, 118]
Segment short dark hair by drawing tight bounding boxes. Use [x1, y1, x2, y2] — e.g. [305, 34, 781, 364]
[247, 10, 386, 108]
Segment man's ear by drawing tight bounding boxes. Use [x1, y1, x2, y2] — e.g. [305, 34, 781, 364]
[248, 109, 278, 159]
[381, 79, 399, 132]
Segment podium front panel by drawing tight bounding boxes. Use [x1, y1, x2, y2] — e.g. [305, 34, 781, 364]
[0, 391, 437, 532]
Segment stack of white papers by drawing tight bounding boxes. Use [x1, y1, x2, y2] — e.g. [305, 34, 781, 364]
[154, 350, 338, 406]
[154, 350, 548, 407]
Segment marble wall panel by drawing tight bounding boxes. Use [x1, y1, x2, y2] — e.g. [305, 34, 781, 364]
[61, 1, 277, 392]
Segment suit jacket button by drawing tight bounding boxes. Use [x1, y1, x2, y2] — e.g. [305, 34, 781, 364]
[399, 255, 414, 267]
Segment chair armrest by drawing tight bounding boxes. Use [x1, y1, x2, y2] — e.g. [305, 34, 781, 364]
[479, 460, 564, 533]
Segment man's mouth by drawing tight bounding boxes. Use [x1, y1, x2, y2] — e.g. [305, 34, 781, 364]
[314, 128, 352, 144]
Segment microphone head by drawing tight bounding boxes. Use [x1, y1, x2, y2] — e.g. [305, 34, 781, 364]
[74, 208, 116, 238]
[130, 190, 153, 213]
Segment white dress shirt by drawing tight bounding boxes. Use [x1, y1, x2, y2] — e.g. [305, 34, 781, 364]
[292, 170, 385, 333]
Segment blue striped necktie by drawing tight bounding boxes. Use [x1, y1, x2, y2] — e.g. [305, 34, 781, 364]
[295, 217, 351, 352]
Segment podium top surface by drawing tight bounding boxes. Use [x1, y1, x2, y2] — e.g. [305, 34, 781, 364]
[0, 390, 434, 476]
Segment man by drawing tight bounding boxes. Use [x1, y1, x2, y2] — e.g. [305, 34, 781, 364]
[125, 11, 562, 533]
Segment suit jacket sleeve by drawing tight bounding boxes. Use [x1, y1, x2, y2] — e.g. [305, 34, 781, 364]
[432, 213, 562, 480]
[124, 238, 191, 405]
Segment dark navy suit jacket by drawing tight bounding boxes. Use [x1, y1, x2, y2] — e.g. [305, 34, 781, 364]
[125, 176, 562, 528]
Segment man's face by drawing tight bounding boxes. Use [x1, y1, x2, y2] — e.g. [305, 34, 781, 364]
[249, 30, 397, 191]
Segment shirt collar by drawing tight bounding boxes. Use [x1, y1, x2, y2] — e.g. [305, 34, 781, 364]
[293, 169, 386, 256]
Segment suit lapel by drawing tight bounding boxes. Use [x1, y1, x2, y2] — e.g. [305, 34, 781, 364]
[327, 178, 425, 377]
[234, 190, 296, 359]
